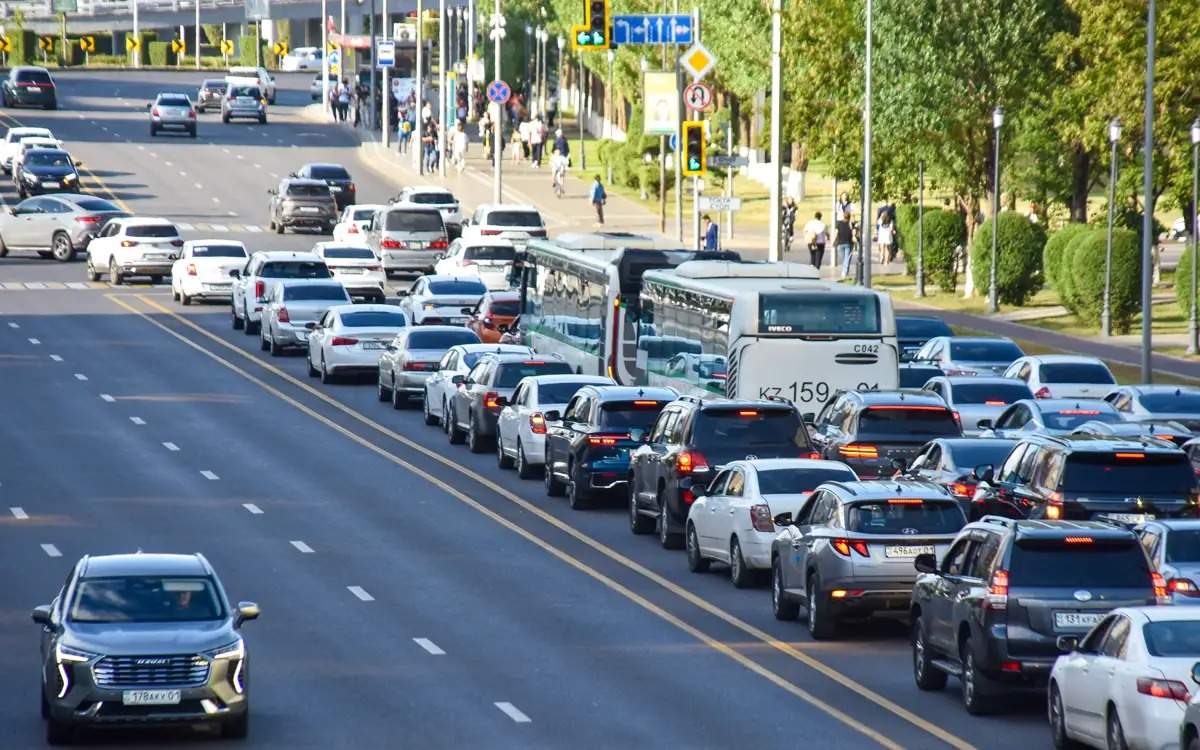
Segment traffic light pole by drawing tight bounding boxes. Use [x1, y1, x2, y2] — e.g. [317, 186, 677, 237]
[691, 6, 701, 252]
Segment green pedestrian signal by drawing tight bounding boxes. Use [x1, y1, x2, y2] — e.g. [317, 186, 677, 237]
[572, 0, 611, 50]
[682, 121, 706, 177]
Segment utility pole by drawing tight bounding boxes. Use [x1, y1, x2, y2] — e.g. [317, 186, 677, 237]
[577, 55, 586, 171]
[916, 160, 925, 297]
[439, 0, 447, 177]
[606, 47, 614, 185]
[367, 0, 376, 129]
[691, 5, 701, 252]
[861, 0, 873, 286]
[415, 0, 425, 173]
[467, 0, 476, 120]
[490, 3, 505, 202]
[1141, 0, 1156, 382]
[767, 0, 782, 261]
[382, 0, 390, 148]
[195, 0, 201, 69]
[132, 0, 140, 68]
[672, 0, 682, 243]
[321, 0, 330, 111]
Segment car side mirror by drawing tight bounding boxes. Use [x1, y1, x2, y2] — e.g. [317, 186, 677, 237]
[31, 605, 52, 626]
[1192, 662, 1200, 686]
[976, 419, 993, 431]
[802, 412, 816, 425]
[229, 269, 240, 278]
[267, 188, 276, 195]
[1056, 635, 1080, 654]
[913, 553, 938, 575]
[543, 410, 562, 422]
[498, 323, 509, 333]
[144, 102, 152, 110]
[973, 464, 994, 483]
[773, 512, 793, 527]
[235, 601, 260, 627]
[304, 322, 317, 330]
[395, 289, 409, 297]
[461, 307, 475, 315]
[450, 374, 466, 385]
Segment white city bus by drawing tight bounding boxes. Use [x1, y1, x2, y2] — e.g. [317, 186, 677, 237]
[638, 261, 899, 407]
[520, 239, 736, 381]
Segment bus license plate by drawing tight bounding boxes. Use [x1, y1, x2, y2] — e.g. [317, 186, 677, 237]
[123, 689, 181, 705]
[885, 545, 933, 558]
[1055, 612, 1103, 630]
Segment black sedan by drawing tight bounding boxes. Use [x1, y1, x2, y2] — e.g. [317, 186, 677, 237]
[294, 163, 356, 210]
[16, 149, 80, 198]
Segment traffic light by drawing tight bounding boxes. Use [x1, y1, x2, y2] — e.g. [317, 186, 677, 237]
[572, 0, 610, 49]
[682, 120, 706, 177]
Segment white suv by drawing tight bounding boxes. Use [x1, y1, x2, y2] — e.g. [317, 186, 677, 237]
[227, 66, 276, 103]
[85, 217, 182, 284]
[230, 251, 330, 334]
[460, 203, 547, 245]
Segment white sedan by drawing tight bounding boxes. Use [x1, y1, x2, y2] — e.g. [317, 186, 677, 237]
[305, 304, 410, 383]
[422, 342, 534, 427]
[432, 238, 517, 291]
[686, 459, 858, 588]
[312, 242, 386, 303]
[1004, 354, 1116, 400]
[332, 204, 384, 243]
[171, 240, 247, 305]
[0, 126, 53, 174]
[398, 275, 487, 326]
[1050, 606, 1200, 750]
[495, 374, 615, 477]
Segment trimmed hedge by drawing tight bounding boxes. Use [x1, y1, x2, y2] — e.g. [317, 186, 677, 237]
[1176, 243, 1200, 318]
[916, 208, 966, 292]
[895, 203, 918, 274]
[1057, 228, 1102, 315]
[147, 41, 171, 67]
[1043, 222, 1090, 292]
[969, 211, 1046, 306]
[1069, 228, 1141, 332]
[11, 30, 37, 66]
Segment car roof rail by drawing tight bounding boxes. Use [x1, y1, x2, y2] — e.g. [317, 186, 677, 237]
[1094, 516, 1138, 531]
[824, 481, 858, 496]
[979, 515, 1017, 529]
[675, 395, 705, 405]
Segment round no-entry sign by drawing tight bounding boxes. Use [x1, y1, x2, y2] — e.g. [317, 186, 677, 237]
[684, 81, 713, 112]
[487, 80, 512, 105]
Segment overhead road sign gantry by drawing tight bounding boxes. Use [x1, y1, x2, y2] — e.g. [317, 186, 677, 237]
[612, 15, 693, 46]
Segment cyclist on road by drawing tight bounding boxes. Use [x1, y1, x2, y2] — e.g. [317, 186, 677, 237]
[550, 148, 568, 198]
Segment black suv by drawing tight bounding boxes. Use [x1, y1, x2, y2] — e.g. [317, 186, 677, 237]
[629, 396, 817, 549]
[809, 390, 962, 479]
[543, 386, 678, 509]
[971, 434, 1198, 522]
[34, 553, 259, 743]
[910, 517, 1164, 714]
[1, 66, 57, 109]
[447, 353, 572, 452]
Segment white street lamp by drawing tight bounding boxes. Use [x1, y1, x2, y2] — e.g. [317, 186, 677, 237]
[987, 105, 1005, 313]
[1189, 118, 1200, 354]
[1102, 117, 1122, 336]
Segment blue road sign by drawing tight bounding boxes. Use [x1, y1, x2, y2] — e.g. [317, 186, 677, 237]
[612, 15, 693, 47]
[486, 80, 511, 105]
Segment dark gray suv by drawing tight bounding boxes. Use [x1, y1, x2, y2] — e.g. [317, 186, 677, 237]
[34, 553, 259, 744]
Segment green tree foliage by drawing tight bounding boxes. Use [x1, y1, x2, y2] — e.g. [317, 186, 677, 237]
[1176, 243, 1200, 319]
[148, 41, 171, 67]
[1043, 222, 1090, 292]
[1070, 228, 1140, 331]
[970, 212, 1046, 306]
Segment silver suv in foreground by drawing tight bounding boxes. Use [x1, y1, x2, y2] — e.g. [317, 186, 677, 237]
[34, 552, 259, 744]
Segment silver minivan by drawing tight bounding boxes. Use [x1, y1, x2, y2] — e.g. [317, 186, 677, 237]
[366, 203, 448, 277]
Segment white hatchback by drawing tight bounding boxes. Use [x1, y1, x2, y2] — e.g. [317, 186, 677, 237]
[171, 240, 247, 304]
[332, 204, 384, 243]
[495, 374, 616, 478]
[305, 304, 410, 383]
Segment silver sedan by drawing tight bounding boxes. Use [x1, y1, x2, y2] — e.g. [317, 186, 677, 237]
[148, 93, 197, 137]
[377, 326, 481, 409]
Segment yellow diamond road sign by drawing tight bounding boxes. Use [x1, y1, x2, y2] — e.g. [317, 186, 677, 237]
[679, 42, 716, 82]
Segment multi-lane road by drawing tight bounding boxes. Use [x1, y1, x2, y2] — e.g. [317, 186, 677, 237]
[0, 71, 1045, 748]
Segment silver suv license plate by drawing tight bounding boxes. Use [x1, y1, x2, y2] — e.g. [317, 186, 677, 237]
[123, 689, 181, 705]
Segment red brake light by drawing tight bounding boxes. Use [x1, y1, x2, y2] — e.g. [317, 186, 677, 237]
[1001, 661, 1022, 673]
[523, 361, 545, 365]
[951, 411, 962, 429]
[348, 183, 356, 193]
[949, 482, 975, 498]
[1114, 452, 1145, 460]
[483, 391, 502, 410]
[529, 412, 547, 434]
[986, 569, 1009, 610]
[403, 361, 435, 371]
[737, 410, 759, 417]
[186, 263, 197, 276]
[1137, 677, 1190, 701]
[188, 110, 197, 120]
[429, 238, 448, 250]
[1063, 536, 1094, 544]
[984, 400, 1006, 406]
[330, 336, 358, 346]
[151, 107, 160, 117]
[381, 239, 407, 249]
[838, 444, 878, 459]
[1169, 578, 1200, 596]
[831, 539, 870, 557]
[866, 405, 949, 412]
[749, 504, 774, 533]
[276, 306, 290, 323]
[74, 215, 101, 225]
[633, 400, 660, 407]
[254, 280, 265, 300]
[587, 433, 628, 446]
[887, 498, 924, 505]
[806, 452, 821, 460]
[1154, 572, 1171, 604]
[480, 229, 501, 235]
[676, 450, 709, 476]
[1058, 409, 1100, 415]
[1035, 386, 1052, 399]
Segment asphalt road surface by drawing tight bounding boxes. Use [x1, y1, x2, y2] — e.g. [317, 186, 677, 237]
[0, 71, 1048, 749]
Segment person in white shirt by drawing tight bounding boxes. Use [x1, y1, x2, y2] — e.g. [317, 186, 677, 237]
[876, 214, 896, 264]
[451, 121, 469, 173]
[802, 211, 829, 269]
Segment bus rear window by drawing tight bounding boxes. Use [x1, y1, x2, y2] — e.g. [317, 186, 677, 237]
[758, 293, 881, 334]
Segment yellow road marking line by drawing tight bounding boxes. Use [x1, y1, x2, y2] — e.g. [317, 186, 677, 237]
[108, 293, 908, 748]
[127, 293, 975, 750]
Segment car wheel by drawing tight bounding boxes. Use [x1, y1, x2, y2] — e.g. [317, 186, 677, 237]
[422, 390, 438, 423]
[172, 286, 179, 301]
[567, 461, 588, 509]
[221, 709, 249, 739]
[269, 333, 283, 357]
[231, 304, 244, 330]
[629, 482, 654, 534]
[150, 125, 157, 136]
[730, 537, 755, 588]
[467, 413, 488, 453]
[51, 232, 75, 262]
[447, 406, 466, 444]
[658, 491, 683, 549]
[308, 352, 320, 378]
[516, 440, 537, 479]
[806, 573, 835, 639]
[391, 382, 408, 410]
[1049, 683, 1083, 749]
[320, 357, 335, 383]
[496, 433, 514, 469]
[275, 220, 286, 235]
[1106, 708, 1128, 750]
[109, 259, 122, 285]
[244, 307, 260, 335]
[442, 401, 452, 434]
[960, 637, 991, 715]
[543, 458, 565, 496]
[686, 523, 710, 573]
[0, 234, 8, 257]
[771, 557, 800, 620]
[912, 615, 948, 691]
[85, 257, 99, 282]
[181, 291, 192, 305]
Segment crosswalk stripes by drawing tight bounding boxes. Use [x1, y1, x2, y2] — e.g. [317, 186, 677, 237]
[1, 281, 116, 291]
[175, 222, 270, 234]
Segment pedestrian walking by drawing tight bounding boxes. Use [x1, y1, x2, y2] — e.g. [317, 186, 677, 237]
[590, 175, 607, 225]
[835, 211, 855, 279]
[530, 116, 547, 167]
[803, 211, 828, 269]
[781, 197, 797, 253]
[337, 80, 351, 122]
[509, 128, 524, 166]
[703, 215, 720, 251]
[422, 119, 439, 173]
[550, 148, 568, 198]
[876, 213, 896, 264]
[837, 191, 854, 219]
[479, 108, 493, 161]
[399, 115, 413, 153]
[451, 121, 469, 173]
[518, 118, 533, 161]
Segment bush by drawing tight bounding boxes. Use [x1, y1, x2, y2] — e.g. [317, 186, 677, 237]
[912, 208, 966, 292]
[1043, 222, 1090, 292]
[1176, 243, 1200, 318]
[969, 211, 1046, 306]
[147, 41, 171, 67]
[1069, 228, 1141, 331]
[895, 204, 919, 273]
[1057, 228, 1102, 315]
[239, 35, 260, 67]
[11, 30, 37, 66]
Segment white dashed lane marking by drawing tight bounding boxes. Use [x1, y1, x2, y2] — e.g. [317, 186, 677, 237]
[242, 503, 263, 514]
[347, 586, 374, 602]
[200, 470, 219, 480]
[74, 373, 88, 381]
[49, 355, 63, 362]
[130, 417, 145, 425]
[290, 540, 314, 554]
[10, 507, 28, 520]
[494, 702, 531, 724]
[162, 442, 180, 451]
[100, 394, 115, 402]
[41, 544, 61, 558]
[7, 322, 18, 328]
[413, 638, 445, 655]
[27, 337, 40, 345]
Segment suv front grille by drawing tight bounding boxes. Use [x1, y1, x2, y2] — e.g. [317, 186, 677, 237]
[93, 654, 209, 688]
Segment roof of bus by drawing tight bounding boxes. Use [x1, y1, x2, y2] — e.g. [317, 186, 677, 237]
[642, 261, 874, 298]
[549, 232, 660, 250]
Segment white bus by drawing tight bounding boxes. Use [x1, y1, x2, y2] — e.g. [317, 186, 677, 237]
[638, 261, 899, 407]
[520, 239, 736, 381]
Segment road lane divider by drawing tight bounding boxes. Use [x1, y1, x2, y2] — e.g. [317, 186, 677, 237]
[100, 394, 115, 402]
[200, 470, 219, 480]
[28, 337, 40, 345]
[41, 543, 62, 558]
[413, 638, 445, 655]
[242, 503, 263, 514]
[114, 293, 962, 750]
[11, 507, 28, 520]
[130, 417, 146, 425]
[73, 373, 88, 381]
[162, 442, 180, 451]
[347, 586, 374, 602]
[290, 540, 314, 554]
[49, 354, 63, 361]
[494, 702, 531, 724]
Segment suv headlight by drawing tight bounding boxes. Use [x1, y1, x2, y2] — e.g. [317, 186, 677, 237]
[23, 172, 39, 183]
[55, 643, 100, 663]
[63, 173, 78, 182]
[204, 638, 244, 660]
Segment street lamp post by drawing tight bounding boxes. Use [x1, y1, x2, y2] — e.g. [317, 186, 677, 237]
[606, 48, 614, 185]
[1189, 118, 1200, 355]
[1141, 0, 1156, 383]
[578, 54, 587, 171]
[489, 8, 506, 203]
[195, 0, 201, 70]
[1102, 117, 1122, 337]
[556, 35, 565, 118]
[767, 0, 783, 261]
[916, 160, 925, 297]
[861, 0, 872, 286]
[987, 106, 1004, 314]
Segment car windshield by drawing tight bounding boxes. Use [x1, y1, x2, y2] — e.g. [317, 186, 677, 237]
[1041, 408, 1122, 430]
[323, 247, 375, 259]
[1010, 539, 1150, 587]
[25, 151, 70, 167]
[487, 210, 543, 227]
[858, 406, 961, 437]
[261, 261, 330, 279]
[1040, 362, 1115, 384]
[1144, 622, 1200, 657]
[948, 340, 1023, 361]
[340, 311, 407, 328]
[352, 208, 377, 221]
[190, 244, 245, 258]
[464, 245, 517, 261]
[693, 409, 812, 453]
[757, 467, 857, 494]
[488, 299, 520, 315]
[897, 317, 954, 339]
[599, 400, 669, 429]
[944, 442, 1016, 470]
[1061, 452, 1194, 495]
[496, 361, 572, 388]
[385, 210, 444, 231]
[230, 85, 260, 97]
[537, 381, 597, 404]
[126, 225, 179, 238]
[284, 285, 346, 301]
[407, 330, 480, 349]
[17, 70, 52, 84]
[159, 95, 190, 106]
[1138, 391, 1200, 413]
[69, 576, 223, 623]
[309, 166, 350, 180]
[949, 382, 1032, 405]
[74, 198, 119, 212]
[427, 280, 486, 296]
[1166, 530, 1200, 563]
[286, 184, 330, 197]
[845, 500, 965, 534]
[408, 192, 456, 205]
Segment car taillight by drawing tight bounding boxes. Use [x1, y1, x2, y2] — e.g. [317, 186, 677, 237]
[187, 263, 197, 276]
[1168, 578, 1200, 597]
[483, 391, 503, 410]
[831, 539, 870, 557]
[348, 183, 356, 193]
[480, 229, 501, 235]
[949, 481, 976, 498]
[348, 224, 359, 233]
[1035, 386, 1051, 399]
[530, 412, 547, 434]
[188, 110, 197, 119]
[749, 504, 774, 533]
[838, 444, 878, 459]
[587, 433, 628, 446]
[330, 336, 358, 346]
[120, 239, 137, 247]
[951, 411, 962, 429]
[1137, 677, 1190, 701]
[276, 307, 290, 323]
[74, 215, 101, 225]
[381, 239, 406, 249]
[1153, 572, 1171, 604]
[151, 107, 160, 117]
[403, 361, 435, 371]
[460, 258, 477, 266]
[429, 238, 448, 250]
[254, 280, 265, 299]
[675, 449, 709, 476]
[986, 569, 1009, 610]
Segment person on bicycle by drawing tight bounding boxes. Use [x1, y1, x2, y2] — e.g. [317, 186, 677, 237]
[550, 148, 568, 198]
[781, 196, 798, 253]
